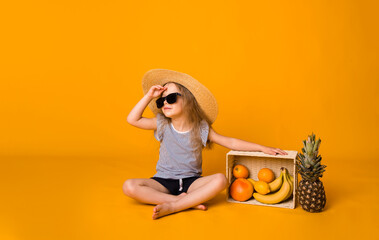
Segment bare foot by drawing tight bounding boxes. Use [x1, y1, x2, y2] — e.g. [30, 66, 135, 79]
[177, 193, 207, 211]
[152, 193, 208, 220]
[152, 202, 175, 220]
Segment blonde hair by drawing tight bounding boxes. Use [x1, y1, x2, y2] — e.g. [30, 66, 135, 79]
[159, 82, 214, 150]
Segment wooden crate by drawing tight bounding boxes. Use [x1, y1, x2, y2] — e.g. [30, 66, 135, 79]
[226, 150, 298, 209]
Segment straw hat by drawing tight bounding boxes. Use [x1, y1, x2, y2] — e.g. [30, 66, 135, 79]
[142, 69, 218, 124]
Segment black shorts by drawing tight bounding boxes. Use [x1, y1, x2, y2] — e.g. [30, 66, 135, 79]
[150, 176, 202, 196]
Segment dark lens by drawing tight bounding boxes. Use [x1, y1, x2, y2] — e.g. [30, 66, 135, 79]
[166, 93, 177, 104]
[156, 97, 164, 108]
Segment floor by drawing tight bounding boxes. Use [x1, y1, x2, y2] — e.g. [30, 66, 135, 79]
[1, 155, 378, 240]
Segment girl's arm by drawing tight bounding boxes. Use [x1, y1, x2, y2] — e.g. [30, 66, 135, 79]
[127, 85, 167, 130]
[208, 128, 287, 155]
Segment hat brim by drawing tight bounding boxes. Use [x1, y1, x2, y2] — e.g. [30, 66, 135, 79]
[142, 69, 218, 124]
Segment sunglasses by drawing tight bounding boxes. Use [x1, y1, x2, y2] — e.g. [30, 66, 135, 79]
[156, 92, 182, 109]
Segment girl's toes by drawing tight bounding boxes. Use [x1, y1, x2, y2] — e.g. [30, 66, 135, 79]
[153, 205, 160, 213]
[193, 204, 207, 210]
[198, 204, 207, 210]
[152, 206, 161, 219]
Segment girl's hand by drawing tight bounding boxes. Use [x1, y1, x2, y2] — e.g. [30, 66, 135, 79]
[146, 85, 167, 99]
[261, 146, 288, 155]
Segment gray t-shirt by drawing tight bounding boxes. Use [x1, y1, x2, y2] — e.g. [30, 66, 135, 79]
[153, 113, 209, 179]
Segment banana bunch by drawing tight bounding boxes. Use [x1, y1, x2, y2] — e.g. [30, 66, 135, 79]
[252, 167, 294, 204]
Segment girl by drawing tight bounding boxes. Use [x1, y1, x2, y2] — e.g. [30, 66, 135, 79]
[123, 69, 287, 220]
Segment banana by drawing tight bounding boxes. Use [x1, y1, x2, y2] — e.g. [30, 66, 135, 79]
[253, 168, 291, 204]
[268, 171, 283, 192]
[247, 178, 256, 187]
[282, 169, 293, 201]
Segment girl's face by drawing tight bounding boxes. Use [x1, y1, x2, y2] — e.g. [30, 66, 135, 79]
[161, 83, 184, 118]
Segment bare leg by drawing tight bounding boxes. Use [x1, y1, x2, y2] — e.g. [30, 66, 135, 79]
[123, 178, 207, 209]
[176, 193, 207, 210]
[152, 173, 227, 219]
[123, 178, 176, 204]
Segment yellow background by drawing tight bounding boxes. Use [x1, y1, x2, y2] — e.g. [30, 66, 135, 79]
[1, 0, 378, 239]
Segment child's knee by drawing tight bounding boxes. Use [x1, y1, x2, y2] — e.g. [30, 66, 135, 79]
[123, 179, 137, 196]
[214, 173, 228, 190]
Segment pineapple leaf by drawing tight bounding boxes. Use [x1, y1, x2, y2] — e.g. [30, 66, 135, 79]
[298, 133, 325, 180]
[313, 139, 321, 152]
[314, 161, 321, 168]
[300, 158, 306, 167]
[313, 133, 317, 141]
[306, 143, 313, 154]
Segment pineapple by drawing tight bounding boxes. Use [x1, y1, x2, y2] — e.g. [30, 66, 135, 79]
[296, 133, 327, 212]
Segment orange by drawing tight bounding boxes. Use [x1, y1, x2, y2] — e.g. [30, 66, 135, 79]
[254, 181, 270, 194]
[233, 164, 249, 178]
[229, 178, 254, 201]
[258, 168, 275, 183]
